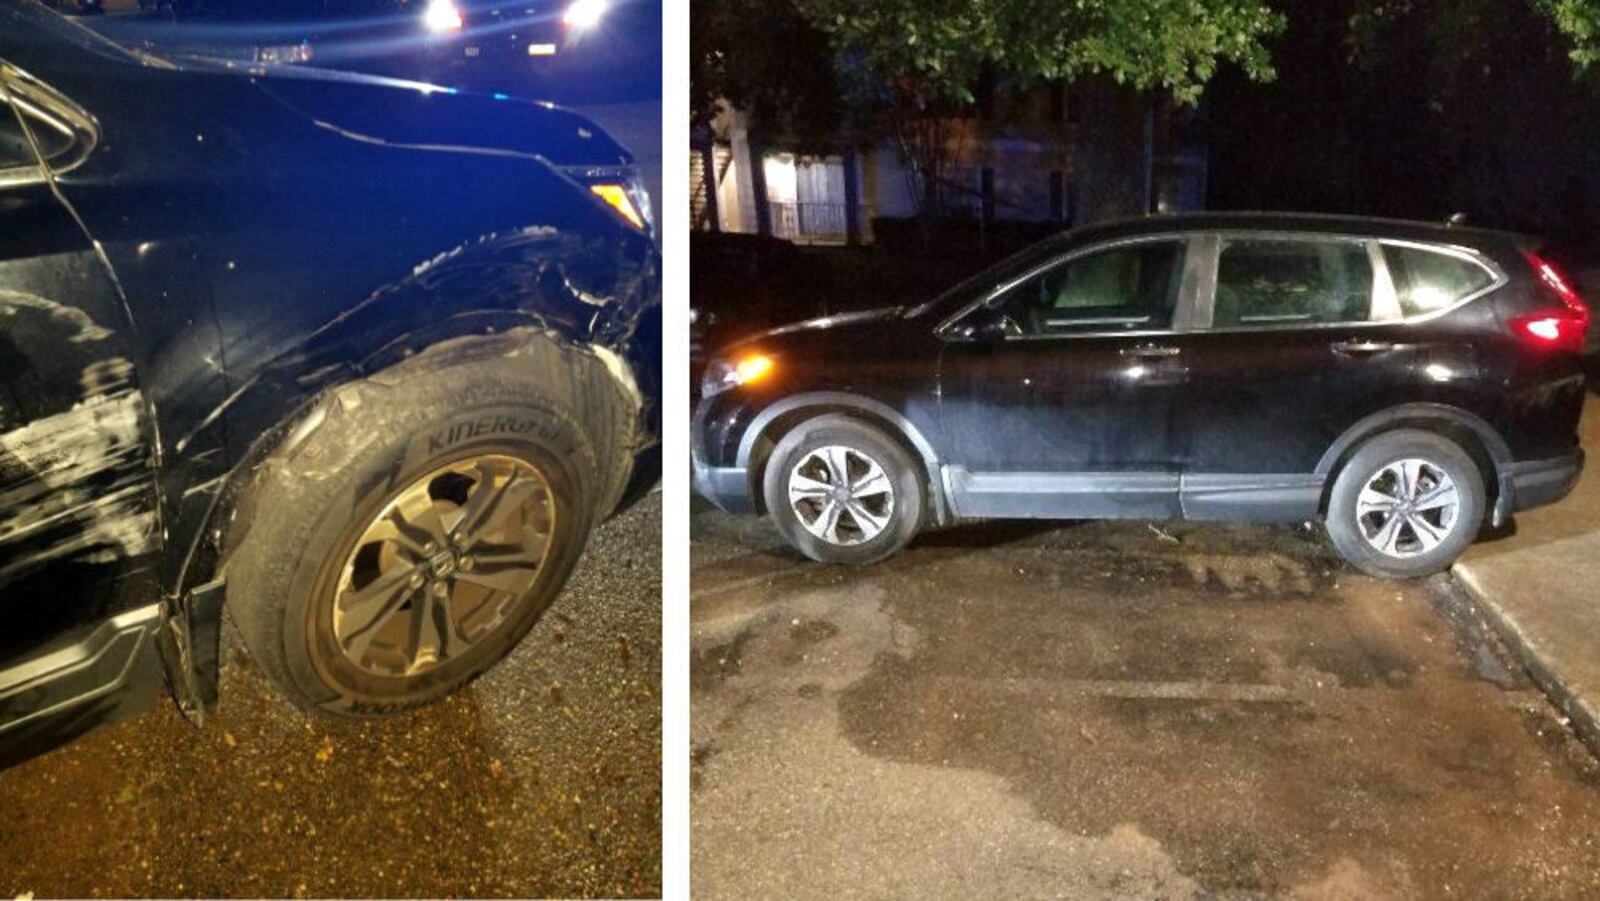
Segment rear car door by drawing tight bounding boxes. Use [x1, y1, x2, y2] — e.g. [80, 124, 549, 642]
[1174, 232, 1503, 521]
[936, 236, 1200, 519]
[0, 64, 166, 768]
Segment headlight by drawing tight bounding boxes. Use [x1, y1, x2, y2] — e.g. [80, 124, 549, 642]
[563, 0, 609, 29]
[569, 167, 654, 234]
[423, 0, 463, 33]
[702, 353, 775, 398]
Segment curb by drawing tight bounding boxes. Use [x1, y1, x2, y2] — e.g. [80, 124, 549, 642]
[1451, 565, 1600, 757]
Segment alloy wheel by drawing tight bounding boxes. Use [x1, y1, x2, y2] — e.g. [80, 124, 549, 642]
[788, 445, 895, 546]
[331, 453, 555, 677]
[1354, 458, 1460, 558]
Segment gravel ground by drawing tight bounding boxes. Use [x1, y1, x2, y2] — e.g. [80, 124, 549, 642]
[0, 491, 661, 899]
[691, 498, 1600, 900]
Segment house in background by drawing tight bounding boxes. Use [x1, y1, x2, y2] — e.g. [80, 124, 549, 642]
[691, 84, 1209, 247]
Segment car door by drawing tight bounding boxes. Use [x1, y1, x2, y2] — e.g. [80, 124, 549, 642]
[936, 235, 1201, 519]
[0, 65, 167, 769]
[1172, 232, 1498, 521]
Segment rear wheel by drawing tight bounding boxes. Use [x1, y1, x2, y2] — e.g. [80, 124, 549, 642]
[762, 415, 924, 565]
[1325, 429, 1486, 579]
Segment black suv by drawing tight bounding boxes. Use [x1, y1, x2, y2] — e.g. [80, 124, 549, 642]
[693, 213, 1587, 577]
[0, 0, 659, 770]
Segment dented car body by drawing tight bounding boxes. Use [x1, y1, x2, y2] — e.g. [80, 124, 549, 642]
[0, 0, 659, 768]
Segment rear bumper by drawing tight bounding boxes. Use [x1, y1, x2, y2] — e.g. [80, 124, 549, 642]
[1505, 450, 1584, 515]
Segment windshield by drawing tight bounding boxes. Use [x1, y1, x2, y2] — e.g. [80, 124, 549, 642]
[906, 230, 1078, 319]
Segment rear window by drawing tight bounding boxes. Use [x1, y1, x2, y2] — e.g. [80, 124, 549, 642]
[1382, 245, 1495, 317]
[1213, 238, 1373, 326]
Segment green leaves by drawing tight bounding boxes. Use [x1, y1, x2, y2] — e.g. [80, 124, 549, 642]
[796, 0, 1286, 106]
[1535, 0, 1600, 68]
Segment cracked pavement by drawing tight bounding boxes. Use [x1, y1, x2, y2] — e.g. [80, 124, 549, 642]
[691, 499, 1600, 900]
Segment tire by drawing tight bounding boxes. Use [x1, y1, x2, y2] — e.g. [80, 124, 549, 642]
[762, 414, 924, 565]
[226, 335, 637, 716]
[1325, 428, 1486, 579]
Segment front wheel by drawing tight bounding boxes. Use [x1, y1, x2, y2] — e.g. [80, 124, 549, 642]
[227, 339, 637, 716]
[1325, 429, 1486, 579]
[761, 415, 924, 565]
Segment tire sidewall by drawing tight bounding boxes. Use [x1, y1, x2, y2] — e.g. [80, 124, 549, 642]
[264, 385, 598, 715]
[762, 416, 924, 565]
[1326, 429, 1485, 579]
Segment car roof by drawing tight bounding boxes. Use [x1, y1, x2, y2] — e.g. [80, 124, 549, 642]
[1073, 211, 1534, 250]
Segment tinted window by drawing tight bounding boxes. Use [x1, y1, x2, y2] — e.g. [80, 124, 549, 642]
[1384, 245, 1494, 317]
[1213, 239, 1373, 326]
[994, 241, 1185, 335]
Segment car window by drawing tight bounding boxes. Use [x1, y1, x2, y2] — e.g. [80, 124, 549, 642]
[992, 240, 1185, 336]
[1383, 244, 1494, 317]
[1213, 238, 1374, 327]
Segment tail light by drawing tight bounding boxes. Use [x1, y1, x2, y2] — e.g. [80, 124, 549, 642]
[1510, 251, 1590, 352]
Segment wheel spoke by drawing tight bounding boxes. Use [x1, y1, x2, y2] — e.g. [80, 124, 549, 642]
[343, 590, 418, 661]
[1357, 486, 1401, 515]
[362, 518, 430, 560]
[846, 500, 889, 539]
[409, 589, 446, 671]
[1369, 512, 1404, 555]
[453, 461, 511, 534]
[789, 473, 832, 501]
[393, 490, 450, 548]
[1400, 460, 1425, 501]
[824, 446, 851, 486]
[1407, 513, 1449, 549]
[454, 537, 545, 594]
[456, 467, 542, 549]
[852, 470, 891, 498]
[1413, 481, 1458, 512]
[340, 564, 417, 637]
[818, 499, 844, 542]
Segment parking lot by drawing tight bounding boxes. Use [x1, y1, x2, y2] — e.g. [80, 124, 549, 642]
[690, 498, 1600, 899]
[0, 493, 661, 899]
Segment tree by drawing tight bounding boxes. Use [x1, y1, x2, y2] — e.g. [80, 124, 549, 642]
[691, 0, 843, 147]
[695, 0, 1600, 228]
[795, 0, 1287, 222]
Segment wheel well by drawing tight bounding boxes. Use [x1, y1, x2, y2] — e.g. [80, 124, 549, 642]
[1317, 417, 1502, 517]
[185, 328, 635, 597]
[746, 405, 937, 517]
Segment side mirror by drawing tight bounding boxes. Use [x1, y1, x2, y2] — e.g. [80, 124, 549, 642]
[950, 310, 1009, 343]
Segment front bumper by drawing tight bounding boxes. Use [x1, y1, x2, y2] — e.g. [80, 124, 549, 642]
[1504, 450, 1585, 517]
[692, 453, 754, 514]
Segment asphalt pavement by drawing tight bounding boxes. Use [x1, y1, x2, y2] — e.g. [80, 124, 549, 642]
[691, 498, 1600, 900]
[0, 492, 662, 899]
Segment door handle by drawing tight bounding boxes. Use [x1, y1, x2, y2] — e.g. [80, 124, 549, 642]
[1331, 340, 1395, 356]
[1119, 344, 1182, 358]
